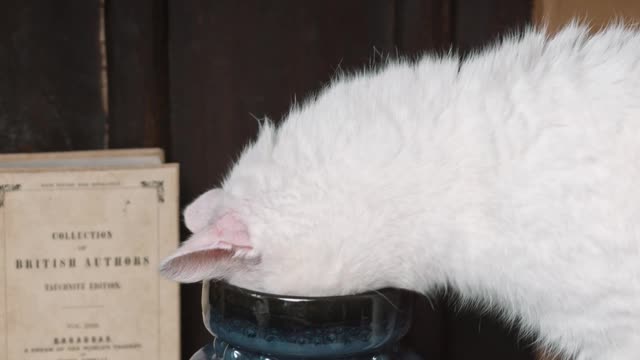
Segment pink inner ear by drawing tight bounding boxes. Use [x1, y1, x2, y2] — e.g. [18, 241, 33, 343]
[171, 212, 252, 257]
[213, 213, 251, 248]
[159, 212, 253, 283]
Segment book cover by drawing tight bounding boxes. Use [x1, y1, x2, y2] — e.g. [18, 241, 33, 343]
[0, 149, 180, 360]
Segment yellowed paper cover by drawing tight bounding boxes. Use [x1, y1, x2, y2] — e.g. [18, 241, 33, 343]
[0, 165, 180, 360]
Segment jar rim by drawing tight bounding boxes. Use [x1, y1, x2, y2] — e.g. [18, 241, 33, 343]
[204, 280, 413, 302]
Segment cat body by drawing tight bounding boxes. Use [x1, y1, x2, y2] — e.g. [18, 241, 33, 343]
[161, 23, 640, 359]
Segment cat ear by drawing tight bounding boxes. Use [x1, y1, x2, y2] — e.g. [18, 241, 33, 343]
[159, 212, 254, 283]
[183, 188, 230, 233]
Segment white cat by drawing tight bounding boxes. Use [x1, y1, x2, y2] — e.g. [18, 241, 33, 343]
[160, 22, 640, 360]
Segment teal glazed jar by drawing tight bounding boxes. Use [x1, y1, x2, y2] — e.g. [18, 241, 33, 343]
[190, 281, 422, 360]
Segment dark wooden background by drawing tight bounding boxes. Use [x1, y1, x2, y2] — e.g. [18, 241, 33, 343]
[0, 1, 535, 358]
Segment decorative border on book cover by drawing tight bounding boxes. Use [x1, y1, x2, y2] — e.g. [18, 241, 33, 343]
[141, 181, 165, 203]
[0, 184, 21, 208]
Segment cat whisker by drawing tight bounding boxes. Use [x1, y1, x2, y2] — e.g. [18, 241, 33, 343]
[373, 289, 401, 311]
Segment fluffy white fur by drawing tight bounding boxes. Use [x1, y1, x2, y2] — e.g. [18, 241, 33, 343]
[161, 23, 640, 359]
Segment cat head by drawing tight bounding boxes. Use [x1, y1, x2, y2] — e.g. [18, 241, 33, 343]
[159, 123, 416, 296]
[161, 188, 358, 296]
[159, 179, 408, 296]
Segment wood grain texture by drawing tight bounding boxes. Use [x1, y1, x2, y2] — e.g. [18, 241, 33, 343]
[0, 0, 105, 152]
[105, 0, 170, 149]
[453, 0, 533, 54]
[396, 0, 452, 57]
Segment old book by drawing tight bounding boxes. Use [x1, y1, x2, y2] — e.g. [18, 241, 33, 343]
[0, 148, 180, 360]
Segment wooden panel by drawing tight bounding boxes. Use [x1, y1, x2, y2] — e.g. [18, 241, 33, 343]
[105, 0, 170, 149]
[0, 1, 105, 152]
[454, 0, 532, 54]
[444, 299, 536, 360]
[396, 0, 452, 56]
[401, 295, 447, 359]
